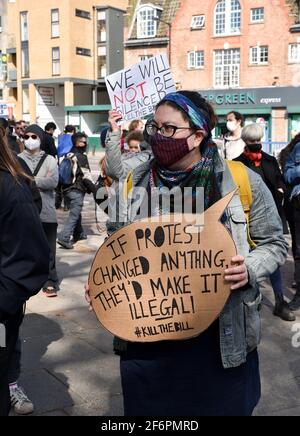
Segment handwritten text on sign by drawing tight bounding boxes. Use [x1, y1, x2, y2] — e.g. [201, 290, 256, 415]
[89, 193, 237, 342]
[105, 54, 176, 122]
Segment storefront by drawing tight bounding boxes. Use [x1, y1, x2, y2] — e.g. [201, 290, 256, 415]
[198, 86, 300, 145]
[65, 104, 111, 151]
[289, 109, 300, 140]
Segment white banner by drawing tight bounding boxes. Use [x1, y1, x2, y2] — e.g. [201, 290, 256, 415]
[105, 54, 176, 123]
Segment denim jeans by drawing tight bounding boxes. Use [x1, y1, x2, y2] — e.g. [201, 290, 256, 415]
[58, 190, 85, 243]
[269, 267, 283, 298]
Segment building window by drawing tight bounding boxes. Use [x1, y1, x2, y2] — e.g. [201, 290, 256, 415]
[289, 43, 300, 63]
[52, 47, 60, 75]
[20, 11, 28, 41]
[75, 9, 91, 20]
[51, 9, 59, 38]
[139, 55, 154, 62]
[76, 47, 91, 57]
[98, 46, 106, 79]
[22, 87, 29, 114]
[97, 11, 106, 42]
[214, 48, 240, 88]
[188, 51, 204, 69]
[250, 46, 269, 65]
[137, 6, 157, 39]
[1, 52, 7, 79]
[251, 7, 264, 23]
[191, 15, 205, 30]
[214, 0, 241, 36]
[21, 44, 29, 78]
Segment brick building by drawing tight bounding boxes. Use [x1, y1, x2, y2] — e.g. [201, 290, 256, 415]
[125, 0, 300, 144]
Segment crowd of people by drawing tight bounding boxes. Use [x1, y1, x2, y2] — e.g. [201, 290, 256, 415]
[1, 90, 300, 416]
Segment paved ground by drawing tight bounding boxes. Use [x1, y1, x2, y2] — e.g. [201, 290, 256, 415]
[15, 154, 300, 416]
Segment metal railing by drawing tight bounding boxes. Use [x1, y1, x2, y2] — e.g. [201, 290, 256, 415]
[262, 142, 288, 157]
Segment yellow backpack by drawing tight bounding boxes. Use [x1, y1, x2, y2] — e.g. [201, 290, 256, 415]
[227, 160, 256, 250]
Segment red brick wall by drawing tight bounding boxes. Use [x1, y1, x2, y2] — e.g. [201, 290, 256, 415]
[125, 0, 299, 90]
[272, 108, 288, 142]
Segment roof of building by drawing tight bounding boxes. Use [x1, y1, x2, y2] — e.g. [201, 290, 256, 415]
[126, 0, 181, 40]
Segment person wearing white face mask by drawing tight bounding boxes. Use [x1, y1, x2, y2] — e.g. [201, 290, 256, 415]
[18, 125, 59, 298]
[224, 111, 246, 160]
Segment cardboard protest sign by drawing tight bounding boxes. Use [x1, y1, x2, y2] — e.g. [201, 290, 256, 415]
[88, 192, 237, 342]
[105, 54, 176, 123]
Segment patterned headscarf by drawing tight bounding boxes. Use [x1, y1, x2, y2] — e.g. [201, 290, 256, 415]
[159, 92, 210, 136]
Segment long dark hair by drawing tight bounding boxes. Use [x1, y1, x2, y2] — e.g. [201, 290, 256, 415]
[279, 132, 300, 170]
[0, 127, 31, 181]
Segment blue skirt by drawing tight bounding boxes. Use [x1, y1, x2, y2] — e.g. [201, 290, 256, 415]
[120, 321, 261, 416]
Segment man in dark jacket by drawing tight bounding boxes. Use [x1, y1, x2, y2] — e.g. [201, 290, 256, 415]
[42, 122, 57, 158]
[57, 132, 95, 249]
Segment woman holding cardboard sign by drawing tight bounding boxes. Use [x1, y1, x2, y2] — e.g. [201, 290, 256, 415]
[86, 91, 288, 416]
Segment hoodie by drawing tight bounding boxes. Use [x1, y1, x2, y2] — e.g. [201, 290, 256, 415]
[18, 150, 58, 223]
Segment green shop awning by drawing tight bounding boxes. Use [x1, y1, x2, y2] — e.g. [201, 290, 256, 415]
[287, 106, 300, 114]
[65, 105, 111, 112]
[215, 107, 272, 116]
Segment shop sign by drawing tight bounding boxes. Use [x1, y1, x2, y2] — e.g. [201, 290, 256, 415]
[38, 87, 55, 106]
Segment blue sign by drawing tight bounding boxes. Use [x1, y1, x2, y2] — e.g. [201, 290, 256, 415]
[0, 105, 7, 116]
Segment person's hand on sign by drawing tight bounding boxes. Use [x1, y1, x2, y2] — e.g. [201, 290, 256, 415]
[84, 284, 94, 312]
[108, 110, 122, 133]
[224, 255, 249, 291]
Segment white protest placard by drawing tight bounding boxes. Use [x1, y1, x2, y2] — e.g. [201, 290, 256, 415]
[105, 54, 176, 123]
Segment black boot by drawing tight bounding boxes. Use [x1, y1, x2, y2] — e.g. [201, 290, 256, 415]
[289, 284, 300, 311]
[273, 294, 296, 321]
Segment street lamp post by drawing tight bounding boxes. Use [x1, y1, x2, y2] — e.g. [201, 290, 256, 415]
[154, 17, 172, 67]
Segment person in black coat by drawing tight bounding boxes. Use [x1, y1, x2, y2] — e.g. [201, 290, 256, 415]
[235, 144, 287, 232]
[0, 136, 49, 416]
[42, 122, 57, 158]
[234, 123, 294, 322]
[57, 132, 95, 249]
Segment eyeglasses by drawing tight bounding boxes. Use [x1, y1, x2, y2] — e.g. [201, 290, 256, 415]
[24, 134, 38, 140]
[146, 122, 195, 138]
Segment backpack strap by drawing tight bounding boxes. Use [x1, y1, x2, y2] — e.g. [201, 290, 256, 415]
[123, 170, 133, 200]
[227, 160, 256, 250]
[33, 154, 48, 177]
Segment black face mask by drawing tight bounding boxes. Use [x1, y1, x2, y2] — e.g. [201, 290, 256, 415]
[76, 145, 87, 153]
[246, 143, 262, 153]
